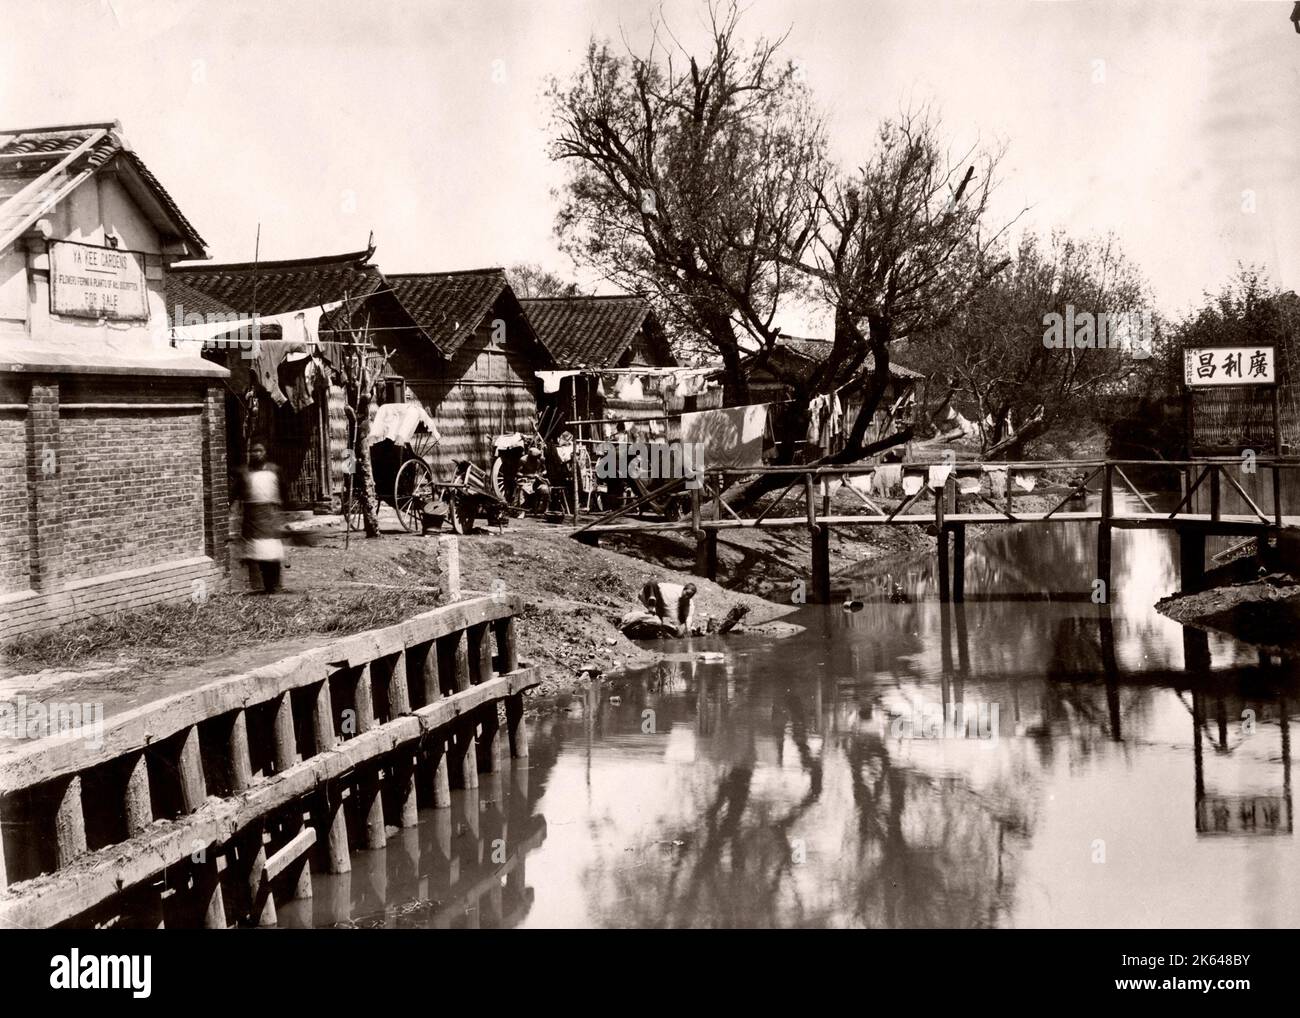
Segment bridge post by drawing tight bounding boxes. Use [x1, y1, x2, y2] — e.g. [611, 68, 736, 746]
[694, 529, 717, 581]
[811, 525, 831, 604]
[936, 480, 949, 603]
[953, 523, 965, 603]
[1179, 529, 1206, 593]
[1209, 466, 1221, 522]
[1097, 464, 1114, 600]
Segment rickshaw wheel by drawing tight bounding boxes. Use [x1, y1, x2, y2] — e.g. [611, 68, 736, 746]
[394, 457, 436, 533]
[447, 495, 472, 535]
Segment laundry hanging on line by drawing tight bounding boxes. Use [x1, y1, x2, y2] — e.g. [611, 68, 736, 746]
[368, 402, 441, 448]
[536, 369, 582, 394]
[680, 403, 772, 470]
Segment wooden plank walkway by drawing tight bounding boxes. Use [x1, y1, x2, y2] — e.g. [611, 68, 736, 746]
[0, 593, 536, 929]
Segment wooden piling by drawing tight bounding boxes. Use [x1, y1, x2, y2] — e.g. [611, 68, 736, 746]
[351, 666, 386, 848]
[272, 692, 297, 773]
[388, 652, 411, 714]
[1179, 530, 1206, 593]
[936, 481, 949, 603]
[469, 623, 494, 685]
[177, 725, 206, 814]
[704, 529, 719, 582]
[243, 825, 277, 927]
[811, 525, 831, 604]
[494, 617, 518, 674]
[506, 694, 529, 760]
[54, 775, 86, 868]
[438, 630, 471, 695]
[427, 737, 452, 809]
[953, 523, 965, 603]
[316, 784, 351, 874]
[937, 528, 950, 603]
[392, 753, 420, 828]
[191, 853, 226, 929]
[312, 680, 337, 753]
[455, 723, 480, 791]
[353, 662, 376, 732]
[228, 709, 253, 792]
[123, 752, 151, 836]
[1098, 464, 1114, 599]
[387, 653, 419, 827]
[478, 707, 502, 774]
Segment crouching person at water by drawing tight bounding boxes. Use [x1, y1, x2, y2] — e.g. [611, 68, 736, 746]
[636, 580, 697, 637]
[234, 438, 285, 593]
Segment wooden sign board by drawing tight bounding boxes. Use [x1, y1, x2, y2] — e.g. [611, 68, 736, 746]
[49, 240, 149, 321]
[1184, 345, 1276, 387]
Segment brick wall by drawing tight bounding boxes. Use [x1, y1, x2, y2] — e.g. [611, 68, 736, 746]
[60, 399, 206, 582]
[0, 381, 27, 593]
[0, 374, 230, 637]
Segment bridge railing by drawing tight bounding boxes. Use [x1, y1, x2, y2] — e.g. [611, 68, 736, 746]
[576, 457, 1300, 535]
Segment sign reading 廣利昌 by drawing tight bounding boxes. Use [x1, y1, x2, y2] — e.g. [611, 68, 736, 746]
[1183, 346, 1275, 386]
[49, 240, 149, 321]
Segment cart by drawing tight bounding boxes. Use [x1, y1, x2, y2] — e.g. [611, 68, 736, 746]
[441, 459, 509, 534]
[343, 419, 441, 533]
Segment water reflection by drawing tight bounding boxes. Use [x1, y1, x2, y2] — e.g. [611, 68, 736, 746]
[299, 520, 1298, 928]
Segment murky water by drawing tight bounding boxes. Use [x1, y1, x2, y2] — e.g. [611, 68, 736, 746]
[281, 495, 1297, 929]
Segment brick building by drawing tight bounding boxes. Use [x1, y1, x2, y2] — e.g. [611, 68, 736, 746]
[0, 122, 227, 637]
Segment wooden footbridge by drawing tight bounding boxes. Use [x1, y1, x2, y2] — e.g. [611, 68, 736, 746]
[0, 594, 536, 929]
[574, 458, 1300, 602]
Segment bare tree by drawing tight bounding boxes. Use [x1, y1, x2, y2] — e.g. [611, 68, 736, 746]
[507, 262, 583, 299]
[909, 231, 1152, 458]
[326, 295, 391, 538]
[549, 0, 825, 403]
[763, 109, 1016, 461]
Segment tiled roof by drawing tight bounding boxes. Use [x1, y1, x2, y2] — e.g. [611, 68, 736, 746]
[0, 123, 206, 255]
[164, 276, 237, 324]
[519, 295, 674, 368]
[169, 249, 441, 351]
[389, 269, 547, 358]
[170, 249, 385, 317]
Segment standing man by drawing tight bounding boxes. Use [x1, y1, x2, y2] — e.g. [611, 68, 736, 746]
[235, 438, 286, 593]
[638, 580, 698, 636]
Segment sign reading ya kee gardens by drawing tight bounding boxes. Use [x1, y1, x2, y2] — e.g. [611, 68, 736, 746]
[49, 240, 148, 321]
[1183, 345, 1276, 386]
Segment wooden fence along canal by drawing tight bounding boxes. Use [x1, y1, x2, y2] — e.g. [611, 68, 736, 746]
[0, 594, 536, 929]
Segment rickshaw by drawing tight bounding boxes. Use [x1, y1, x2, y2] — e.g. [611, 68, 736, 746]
[342, 416, 441, 533]
[343, 410, 508, 535]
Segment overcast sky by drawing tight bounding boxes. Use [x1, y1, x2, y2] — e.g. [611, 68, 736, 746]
[3, 0, 1298, 324]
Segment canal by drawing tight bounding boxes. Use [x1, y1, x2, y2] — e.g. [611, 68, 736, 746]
[280, 505, 1297, 929]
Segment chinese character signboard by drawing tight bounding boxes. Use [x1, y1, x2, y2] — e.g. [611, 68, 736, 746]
[49, 240, 149, 321]
[1183, 345, 1275, 386]
[1183, 344, 1281, 454]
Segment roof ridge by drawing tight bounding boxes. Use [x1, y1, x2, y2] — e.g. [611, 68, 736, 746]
[172, 248, 376, 273]
[387, 267, 506, 278]
[519, 294, 644, 302]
